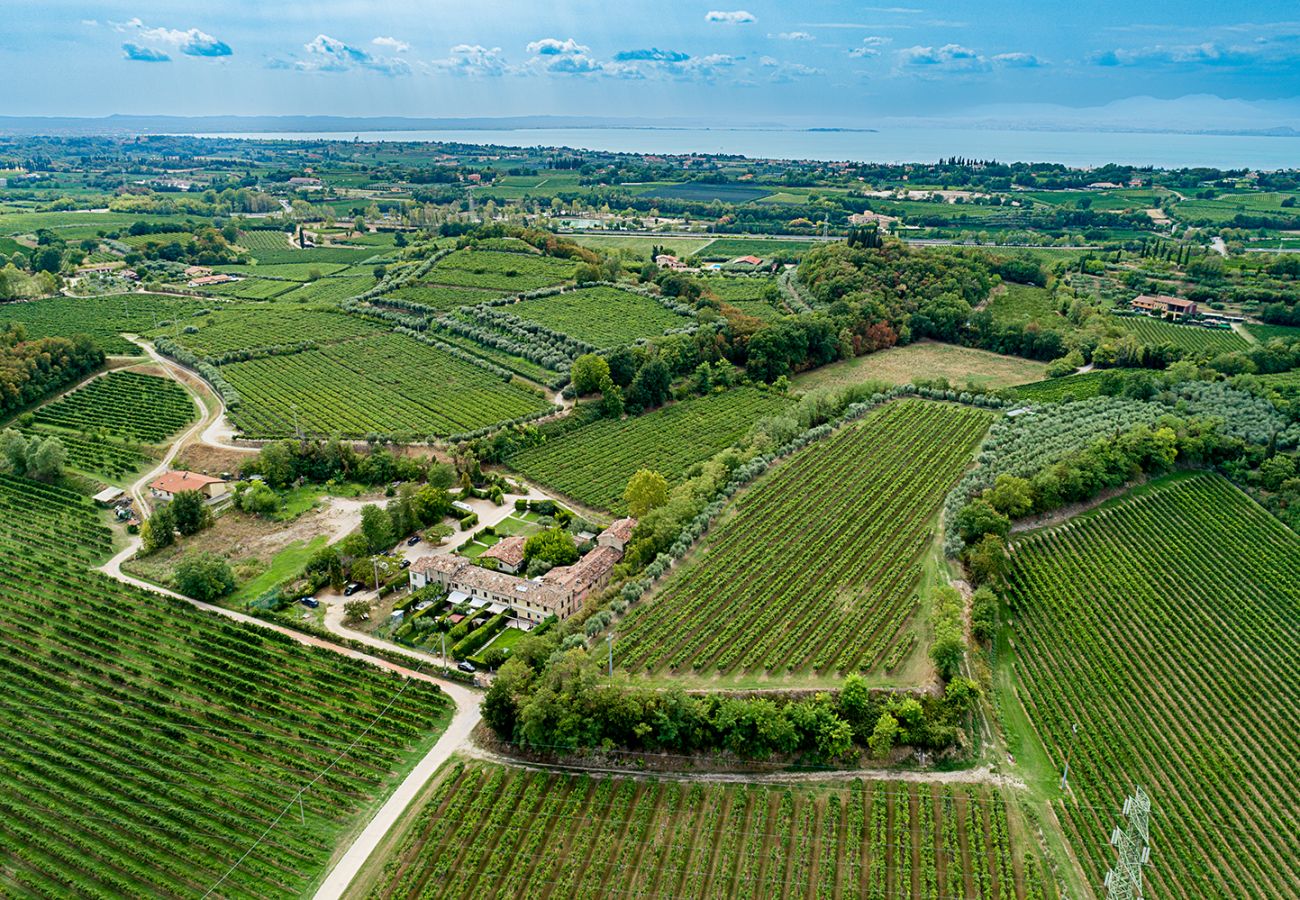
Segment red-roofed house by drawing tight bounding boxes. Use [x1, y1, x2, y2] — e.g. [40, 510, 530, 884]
[731, 255, 764, 267]
[480, 535, 527, 574]
[149, 471, 229, 502]
[1131, 294, 1198, 319]
[597, 517, 638, 553]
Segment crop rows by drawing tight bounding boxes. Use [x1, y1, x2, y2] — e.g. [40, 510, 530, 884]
[163, 306, 383, 359]
[222, 332, 550, 439]
[508, 388, 793, 512]
[0, 294, 210, 356]
[236, 229, 294, 252]
[280, 274, 377, 304]
[17, 427, 148, 481]
[198, 278, 301, 301]
[0, 474, 451, 899]
[385, 284, 512, 311]
[366, 759, 1050, 899]
[1117, 316, 1248, 355]
[34, 371, 195, 444]
[617, 400, 990, 677]
[1004, 474, 1300, 900]
[424, 249, 577, 292]
[510, 286, 693, 349]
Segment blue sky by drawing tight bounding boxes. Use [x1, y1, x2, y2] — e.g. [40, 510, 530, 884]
[6, 1, 1300, 129]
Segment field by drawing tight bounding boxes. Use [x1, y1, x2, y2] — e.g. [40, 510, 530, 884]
[16, 427, 148, 481]
[1009, 371, 1109, 402]
[510, 286, 691, 349]
[1004, 474, 1300, 900]
[215, 262, 351, 281]
[385, 284, 512, 311]
[616, 400, 990, 679]
[161, 305, 384, 358]
[699, 237, 819, 259]
[508, 388, 790, 512]
[360, 758, 1050, 900]
[795, 342, 1049, 393]
[279, 274, 377, 304]
[33, 370, 195, 444]
[221, 333, 551, 438]
[567, 234, 715, 258]
[1244, 322, 1300, 343]
[0, 294, 210, 355]
[985, 283, 1061, 328]
[634, 182, 774, 203]
[196, 277, 302, 301]
[425, 249, 577, 292]
[0, 473, 452, 898]
[1116, 316, 1248, 355]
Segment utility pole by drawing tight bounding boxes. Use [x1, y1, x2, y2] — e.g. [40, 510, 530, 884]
[1060, 722, 1079, 791]
[1104, 786, 1151, 900]
[441, 631, 447, 669]
[372, 556, 380, 591]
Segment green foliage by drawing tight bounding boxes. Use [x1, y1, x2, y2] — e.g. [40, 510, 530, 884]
[570, 353, 610, 395]
[868, 712, 900, 759]
[522, 527, 578, 568]
[623, 468, 668, 518]
[173, 551, 236, 601]
[141, 503, 176, 553]
[34, 371, 193, 444]
[360, 503, 395, 554]
[928, 586, 966, 681]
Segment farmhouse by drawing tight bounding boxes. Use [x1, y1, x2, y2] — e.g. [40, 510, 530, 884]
[731, 255, 764, 267]
[1131, 294, 1198, 319]
[597, 516, 637, 553]
[189, 273, 238, 287]
[149, 471, 229, 502]
[410, 517, 636, 622]
[480, 535, 527, 574]
[655, 254, 688, 270]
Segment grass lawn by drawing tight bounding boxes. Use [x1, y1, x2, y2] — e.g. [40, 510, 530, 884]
[794, 341, 1049, 392]
[232, 534, 328, 602]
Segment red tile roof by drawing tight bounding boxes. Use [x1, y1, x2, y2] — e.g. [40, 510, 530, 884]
[150, 471, 225, 495]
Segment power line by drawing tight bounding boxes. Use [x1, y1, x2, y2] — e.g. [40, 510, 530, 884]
[1105, 785, 1151, 900]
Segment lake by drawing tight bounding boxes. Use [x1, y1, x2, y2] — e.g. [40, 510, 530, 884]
[186, 125, 1300, 169]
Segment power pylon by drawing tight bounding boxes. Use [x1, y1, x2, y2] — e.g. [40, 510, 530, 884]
[1104, 786, 1151, 900]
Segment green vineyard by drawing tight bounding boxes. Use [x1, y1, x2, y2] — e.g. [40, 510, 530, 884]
[1116, 316, 1247, 355]
[161, 305, 384, 359]
[508, 388, 792, 512]
[0, 473, 452, 898]
[364, 759, 1052, 900]
[34, 370, 196, 444]
[16, 427, 148, 481]
[222, 333, 551, 438]
[425, 249, 577, 292]
[1004, 474, 1300, 900]
[617, 400, 991, 678]
[0, 294, 209, 356]
[510, 286, 692, 348]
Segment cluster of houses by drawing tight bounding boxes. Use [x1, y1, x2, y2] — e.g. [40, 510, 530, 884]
[185, 265, 240, 288]
[409, 517, 637, 623]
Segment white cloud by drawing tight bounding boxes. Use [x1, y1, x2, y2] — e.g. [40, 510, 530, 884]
[111, 18, 231, 58]
[706, 10, 756, 25]
[992, 51, 1043, 68]
[526, 37, 590, 56]
[897, 42, 988, 71]
[771, 31, 814, 41]
[432, 44, 510, 77]
[296, 34, 409, 75]
[372, 36, 410, 53]
[760, 56, 825, 80]
[849, 35, 891, 57]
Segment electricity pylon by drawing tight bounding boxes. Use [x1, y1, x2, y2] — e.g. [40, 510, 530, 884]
[1104, 786, 1151, 900]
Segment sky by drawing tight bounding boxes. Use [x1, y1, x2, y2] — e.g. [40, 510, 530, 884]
[5, 1, 1300, 131]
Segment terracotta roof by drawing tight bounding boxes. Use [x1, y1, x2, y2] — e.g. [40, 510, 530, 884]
[543, 545, 621, 594]
[481, 535, 526, 568]
[603, 517, 638, 544]
[733, 255, 764, 266]
[1133, 294, 1195, 309]
[150, 471, 225, 495]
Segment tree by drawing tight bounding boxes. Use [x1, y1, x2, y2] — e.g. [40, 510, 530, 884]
[306, 545, 345, 590]
[140, 504, 176, 553]
[174, 552, 235, 601]
[626, 358, 671, 411]
[930, 620, 966, 680]
[966, 533, 1008, 587]
[0, 429, 27, 475]
[258, 441, 296, 488]
[970, 586, 998, 644]
[570, 353, 611, 395]
[236, 480, 280, 516]
[984, 474, 1033, 519]
[624, 473, 669, 522]
[868, 711, 899, 760]
[598, 374, 624, 418]
[955, 497, 1010, 544]
[170, 490, 211, 537]
[359, 504, 395, 554]
[523, 528, 578, 567]
[343, 599, 371, 624]
[25, 435, 64, 481]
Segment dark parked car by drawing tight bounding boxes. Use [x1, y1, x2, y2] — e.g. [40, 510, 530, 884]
[344, 582, 362, 596]
[407, 535, 420, 546]
[299, 596, 319, 609]
[457, 661, 477, 674]
[400, 559, 411, 569]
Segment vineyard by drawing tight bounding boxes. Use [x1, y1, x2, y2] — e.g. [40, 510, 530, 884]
[1009, 372, 1108, 402]
[196, 278, 302, 301]
[424, 249, 577, 292]
[0, 294, 209, 355]
[385, 284, 512, 311]
[510, 286, 692, 349]
[221, 333, 551, 438]
[1004, 474, 1300, 900]
[0, 473, 452, 898]
[161, 305, 383, 359]
[508, 389, 792, 512]
[33, 370, 196, 444]
[616, 400, 990, 679]
[362, 758, 1051, 900]
[1116, 316, 1248, 355]
[16, 427, 148, 481]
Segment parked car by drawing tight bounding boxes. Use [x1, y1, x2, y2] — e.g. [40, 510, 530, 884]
[344, 582, 362, 596]
[457, 661, 477, 674]
[400, 559, 411, 569]
[407, 535, 420, 546]
[300, 596, 319, 609]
